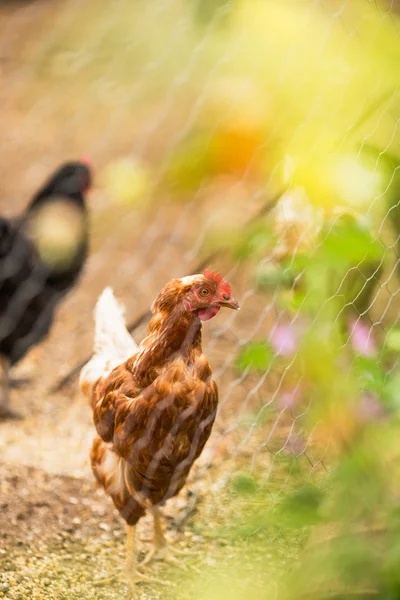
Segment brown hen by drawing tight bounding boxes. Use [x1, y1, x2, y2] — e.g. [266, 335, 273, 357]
[80, 271, 239, 591]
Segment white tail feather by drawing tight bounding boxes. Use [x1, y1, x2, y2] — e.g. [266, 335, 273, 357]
[79, 287, 137, 399]
[93, 287, 136, 358]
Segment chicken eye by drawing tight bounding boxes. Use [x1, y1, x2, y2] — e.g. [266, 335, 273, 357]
[199, 288, 210, 297]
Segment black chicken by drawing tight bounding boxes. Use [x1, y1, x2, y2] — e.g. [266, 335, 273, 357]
[0, 160, 92, 419]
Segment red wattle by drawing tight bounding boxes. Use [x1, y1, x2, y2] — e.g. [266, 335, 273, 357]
[198, 306, 220, 321]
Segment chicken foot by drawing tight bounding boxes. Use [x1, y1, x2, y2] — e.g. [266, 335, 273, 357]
[94, 524, 168, 593]
[125, 524, 168, 588]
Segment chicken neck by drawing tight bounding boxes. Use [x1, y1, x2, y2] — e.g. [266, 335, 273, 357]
[129, 305, 202, 387]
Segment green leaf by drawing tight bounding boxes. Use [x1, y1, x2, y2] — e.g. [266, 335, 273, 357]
[278, 289, 308, 313]
[235, 342, 274, 373]
[255, 262, 295, 289]
[276, 485, 324, 528]
[384, 371, 400, 412]
[354, 356, 386, 395]
[386, 329, 400, 353]
[233, 221, 274, 260]
[320, 216, 384, 270]
[230, 474, 259, 496]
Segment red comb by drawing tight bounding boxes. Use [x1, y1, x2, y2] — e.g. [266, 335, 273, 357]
[203, 269, 232, 296]
[80, 155, 91, 166]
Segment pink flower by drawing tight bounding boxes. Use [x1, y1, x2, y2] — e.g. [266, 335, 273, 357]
[277, 386, 302, 410]
[348, 319, 376, 357]
[270, 323, 298, 356]
[358, 393, 385, 423]
[286, 434, 306, 455]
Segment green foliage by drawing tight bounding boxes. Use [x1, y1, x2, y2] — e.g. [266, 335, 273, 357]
[221, 173, 400, 600]
[232, 221, 274, 261]
[354, 356, 387, 396]
[230, 473, 259, 495]
[274, 215, 386, 322]
[276, 485, 324, 529]
[235, 342, 274, 373]
[385, 328, 400, 353]
[320, 216, 384, 269]
[255, 262, 296, 290]
[383, 371, 400, 412]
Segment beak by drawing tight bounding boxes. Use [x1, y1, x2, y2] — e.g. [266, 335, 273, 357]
[218, 298, 240, 311]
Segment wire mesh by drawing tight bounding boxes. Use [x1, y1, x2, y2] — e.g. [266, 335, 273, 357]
[1, 0, 400, 598]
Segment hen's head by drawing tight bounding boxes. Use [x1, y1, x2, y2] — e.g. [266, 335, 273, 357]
[46, 159, 92, 196]
[152, 269, 239, 321]
[30, 159, 92, 210]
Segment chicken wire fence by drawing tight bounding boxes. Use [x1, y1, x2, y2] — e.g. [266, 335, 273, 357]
[1, 0, 400, 579]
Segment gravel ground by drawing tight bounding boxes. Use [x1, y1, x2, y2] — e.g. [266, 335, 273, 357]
[0, 462, 295, 600]
[0, 463, 213, 600]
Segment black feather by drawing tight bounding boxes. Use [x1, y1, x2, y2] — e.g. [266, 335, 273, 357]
[0, 161, 91, 365]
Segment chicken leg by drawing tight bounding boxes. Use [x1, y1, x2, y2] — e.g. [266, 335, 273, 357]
[141, 507, 193, 568]
[0, 356, 21, 420]
[125, 524, 164, 589]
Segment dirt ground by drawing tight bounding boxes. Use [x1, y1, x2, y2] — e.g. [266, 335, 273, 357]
[0, 2, 308, 598]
